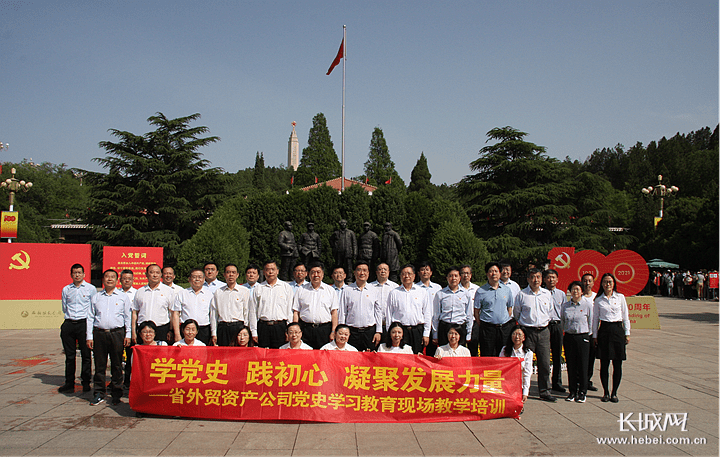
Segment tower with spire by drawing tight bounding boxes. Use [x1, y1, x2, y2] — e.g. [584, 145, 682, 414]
[288, 121, 299, 171]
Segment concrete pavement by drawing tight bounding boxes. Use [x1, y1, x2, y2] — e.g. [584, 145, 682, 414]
[0, 296, 717, 456]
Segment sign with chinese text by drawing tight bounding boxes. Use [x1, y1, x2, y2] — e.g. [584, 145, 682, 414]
[626, 296, 660, 330]
[708, 272, 718, 289]
[547, 247, 649, 296]
[0, 243, 91, 329]
[0, 211, 18, 238]
[103, 246, 163, 288]
[130, 347, 522, 423]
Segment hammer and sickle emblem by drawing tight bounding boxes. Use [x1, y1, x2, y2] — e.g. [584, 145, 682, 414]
[9, 250, 31, 270]
[554, 252, 571, 269]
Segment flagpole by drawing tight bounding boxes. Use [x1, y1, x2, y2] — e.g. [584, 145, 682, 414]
[341, 25, 346, 192]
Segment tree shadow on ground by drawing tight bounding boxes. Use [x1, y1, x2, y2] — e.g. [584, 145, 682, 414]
[660, 312, 719, 323]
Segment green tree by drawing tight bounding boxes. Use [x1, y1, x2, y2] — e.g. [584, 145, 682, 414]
[176, 197, 250, 281]
[252, 152, 265, 191]
[428, 221, 490, 285]
[408, 152, 434, 196]
[0, 161, 88, 242]
[364, 127, 403, 188]
[295, 113, 341, 187]
[84, 113, 223, 265]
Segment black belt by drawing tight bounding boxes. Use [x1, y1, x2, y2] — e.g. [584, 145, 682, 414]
[549, 320, 562, 325]
[300, 320, 331, 328]
[349, 325, 374, 332]
[218, 321, 244, 327]
[66, 318, 86, 323]
[524, 325, 548, 331]
[95, 327, 123, 333]
[479, 320, 507, 328]
[260, 319, 286, 326]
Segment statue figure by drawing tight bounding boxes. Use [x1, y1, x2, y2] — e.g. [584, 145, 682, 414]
[330, 219, 356, 283]
[278, 221, 298, 281]
[299, 221, 322, 266]
[357, 221, 379, 274]
[380, 221, 402, 282]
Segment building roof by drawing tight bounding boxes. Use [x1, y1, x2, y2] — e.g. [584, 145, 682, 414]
[301, 177, 377, 193]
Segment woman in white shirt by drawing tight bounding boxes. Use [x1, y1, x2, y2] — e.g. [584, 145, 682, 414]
[435, 324, 471, 359]
[593, 273, 630, 403]
[137, 321, 168, 346]
[280, 322, 313, 350]
[321, 324, 358, 351]
[377, 322, 414, 354]
[174, 319, 206, 347]
[499, 327, 533, 405]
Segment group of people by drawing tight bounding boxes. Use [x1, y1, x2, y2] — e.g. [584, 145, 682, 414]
[653, 270, 716, 300]
[59, 258, 631, 411]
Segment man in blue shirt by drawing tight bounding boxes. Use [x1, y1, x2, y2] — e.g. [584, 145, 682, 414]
[59, 263, 97, 393]
[87, 269, 132, 406]
[474, 262, 514, 357]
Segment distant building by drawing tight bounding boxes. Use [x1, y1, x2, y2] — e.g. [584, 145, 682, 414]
[301, 177, 377, 195]
[288, 122, 299, 171]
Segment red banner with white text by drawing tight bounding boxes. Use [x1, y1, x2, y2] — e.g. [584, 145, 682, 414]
[130, 347, 522, 422]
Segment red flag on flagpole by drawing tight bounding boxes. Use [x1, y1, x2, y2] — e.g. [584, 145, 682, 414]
[385, 178, 392, 185]
[326, 38, 344, 75]
[315, 176, 318, 184]
[291, 176, 294, 185]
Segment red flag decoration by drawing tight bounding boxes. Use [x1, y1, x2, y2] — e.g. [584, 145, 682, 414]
[365, 177, 369, 184]
[326, 38, 344, 75]
[130, 346, 522, 422]
[315, 176, 318, 184]
[291, 176, 294, 185]
[385, 178, 392, 184]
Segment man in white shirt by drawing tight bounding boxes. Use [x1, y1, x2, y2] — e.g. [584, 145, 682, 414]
[331, 265, 347, 298]
[249, 261, 295, 348]
[175, 269, 213, 345]
[203, 262, 226, 294]
[417, 261, 442, 356]
[370, 262, 399, 332]
[288, 263, 308, 294]
[243, 264, 261, 291]
[87, 269, 131, 406]
[460, 264, 481, 356]
[500, 262, 522, 302]
[386, 264, 431, 354]
[132, 264, 178, 344]
[162, 266, 185, 297]
[59, 263, 96, 393]
[339, 261, 383, 351]
[581, 273, 599, 392]
[543, 268, 567, 393]
[211, 264, 251, 346]
[119, 269, 136, 388]
[293, 262, 339, 349]
[432, 266, 473, 352]
[514, 268, 556, 402]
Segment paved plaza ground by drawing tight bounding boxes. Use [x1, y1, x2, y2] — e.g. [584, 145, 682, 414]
[0, 296, 717, 456]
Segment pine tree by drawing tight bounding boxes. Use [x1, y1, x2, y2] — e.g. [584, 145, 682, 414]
[84, 113, 222, 264]
[295, 113, 341, 187]
[364, 127, 403, 187]
[252, 152, 265, 191]
[408, 152, 433, 195]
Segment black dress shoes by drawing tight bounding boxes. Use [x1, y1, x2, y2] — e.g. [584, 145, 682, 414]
[610, 395, 619, 403]
[601, 394, 610, 402]
[539, 392, 557, 402]
[552, 384, 566, 393]
[58, 384, 74, 393]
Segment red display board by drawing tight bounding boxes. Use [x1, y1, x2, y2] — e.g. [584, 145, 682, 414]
[130, 347, 522, 423]
[103, 246, 163, 288]
[0, 243, 91, 300]
[547, 248, 649, 296]
[708, 272, 718, 289]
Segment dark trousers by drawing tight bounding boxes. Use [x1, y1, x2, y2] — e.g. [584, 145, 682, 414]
[217, 321, 244, 346]
[257, 320, 287, 349]
[437, 320, 468, 347]
[155, 322, 172, 344]
[402, 323, 425, 354]
[563, 333, 590, 395]
[523, 325, 551, 394]
[196, 324, 211, 346]
[299, 320, 332, 350]
[587, 339, 596, 387]
[92, 327, 125, 400]
[478, 319, 515, 357]
[348, 326, 378, 352]
[549, 320, 564, 386]
[468, 321, 480, 357]
[123, 344, 133, 386]
[60, 319, 91, 387]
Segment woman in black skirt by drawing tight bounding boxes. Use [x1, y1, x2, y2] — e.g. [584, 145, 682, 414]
[592, 273, 631, 403]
